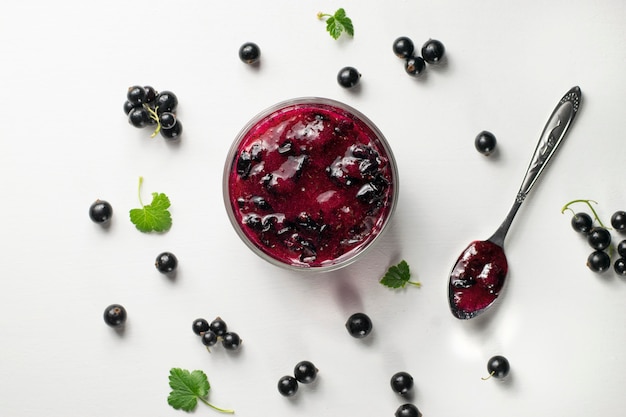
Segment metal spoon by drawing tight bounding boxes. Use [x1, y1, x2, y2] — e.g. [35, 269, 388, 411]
[448, 86, 582, 319]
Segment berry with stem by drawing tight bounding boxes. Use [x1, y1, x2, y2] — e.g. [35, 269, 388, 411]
[192, 318, 210, 335]
[571, 212, 593, 234]
[337, 66, 361, 88]
[294, 360, 318, 384]
[201, 330, 218, 350]
[482, 355, 510, 380]
[221, 332, 242, 350]
[561, 199, 608, 228]
[209, 317, 228, 336]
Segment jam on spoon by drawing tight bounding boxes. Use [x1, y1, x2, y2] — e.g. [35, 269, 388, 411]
[449, 86, 582, 319]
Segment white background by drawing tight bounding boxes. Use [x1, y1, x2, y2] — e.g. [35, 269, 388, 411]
[1, 1, 626, 416]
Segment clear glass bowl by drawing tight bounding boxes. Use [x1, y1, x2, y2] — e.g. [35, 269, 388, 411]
[223, 98, 399, 272]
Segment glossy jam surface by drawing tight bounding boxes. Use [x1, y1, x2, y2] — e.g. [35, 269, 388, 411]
[448, 240, 508, 319]
[226, 100, 396, 269]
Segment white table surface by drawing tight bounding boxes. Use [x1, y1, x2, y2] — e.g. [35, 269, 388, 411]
[2, 1, 626, 416]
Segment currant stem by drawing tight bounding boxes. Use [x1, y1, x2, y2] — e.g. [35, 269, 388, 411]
[317, 12, 331, 20]
[481, 371, 495, 381]
[198, 397, 235, 414]
[407, 281, 421, 288]
[143, 104, 161, 138]
[137, 176, 145, 207]
[561, 199, 607, 228]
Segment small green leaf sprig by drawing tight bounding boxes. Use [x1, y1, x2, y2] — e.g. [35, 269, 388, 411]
[129, 176, 172, 232]
[380, 260, 421, 289]
[167, 368, 234, 414]
[317, 8, 354, 40]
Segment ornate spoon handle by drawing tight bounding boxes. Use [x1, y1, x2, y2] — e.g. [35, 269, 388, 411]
[488, 86, 582, 247]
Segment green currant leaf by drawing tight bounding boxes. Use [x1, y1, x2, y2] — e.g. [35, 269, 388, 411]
[318, 8, 354, 40]
[167, 368, 234, 414]
[334, 8, 354, 37]
[130, 192, 172, 232]
[167, 368, 210, 411]
[380, 260, 421, 289]
[129, 176, 172, 233]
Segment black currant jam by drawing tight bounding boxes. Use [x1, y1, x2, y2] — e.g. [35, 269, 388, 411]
[225, 99, 397, 270]
[448, 240, 508, 319]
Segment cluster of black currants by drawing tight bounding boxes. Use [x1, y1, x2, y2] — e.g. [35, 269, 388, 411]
[390, 371, 421, 417]
[570, 207, 626, 274]
[277, 360, 319, 397]
[123, 85, 182, 140]
[192, 317, 242, 351]
[392, 37, 445, 77]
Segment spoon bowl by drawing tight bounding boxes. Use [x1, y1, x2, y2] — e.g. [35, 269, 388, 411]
[448, 86, 582, 319]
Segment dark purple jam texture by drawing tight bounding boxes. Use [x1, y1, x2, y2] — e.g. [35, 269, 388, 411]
[228, 103, 394, 267]
[448, 240, 508, 319]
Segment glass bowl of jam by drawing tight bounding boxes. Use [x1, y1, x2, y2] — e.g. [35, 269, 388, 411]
[223, 98, 399, 272]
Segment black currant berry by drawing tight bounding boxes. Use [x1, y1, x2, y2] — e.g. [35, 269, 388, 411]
[239, 42, 261, 64]
[294, 360, 318, 384]
[486, 355, 510, 379]
[201, 330, 218, 347]
[337, 66, 361, 88]
[159, 112, 177, 129]
[128, 107, 150, 128]
[123, 100, 136, 115]
[614, 258, 626, 275]
[277, 375, 298, 397]
[395, 403, 421, 417]
[192, 318, 210, 335]
[617, 240, 626, 258]
[611, 210, 626, 232]
[474, 131, 497, 155]
[155, 251, 178, 273]
[161, 122, 183, 140]
[390, 371, 414, 395]
[127, 85, 147, 105]
[587, 250, 611, 273]
[89, 199, 113, 224]
[404, 56, 426, 76]
[222, 332, 242, 350]
[345, 312, 372, 338]
[143, 85, 158, 104]
[209, 317, 228, 336]
[103, 304, 127, 327]
[393, 36, 415, 59]
[421, 39, 445, 64]
[587, 227, 611, 250]
[155, 91, 178, 114]
[571, 212, 593, 234]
